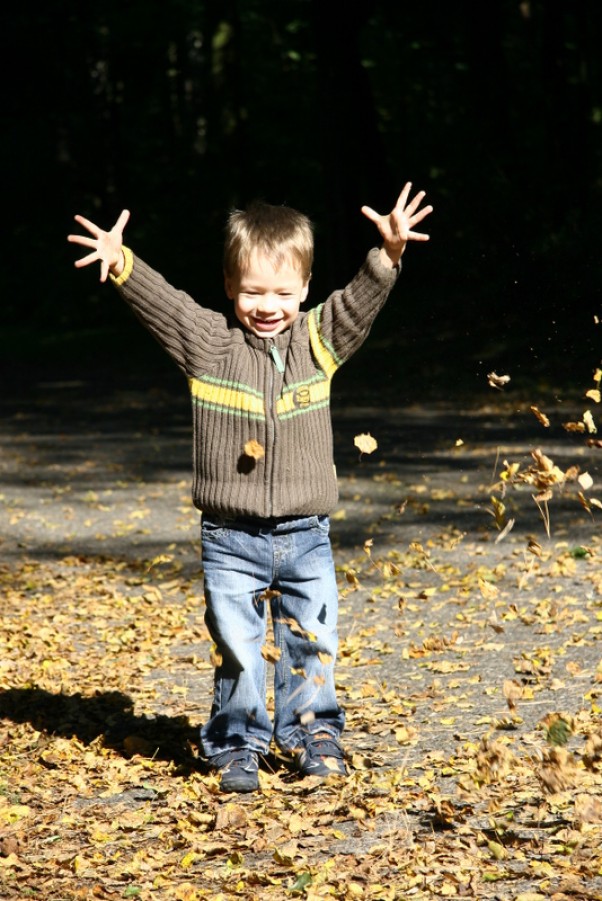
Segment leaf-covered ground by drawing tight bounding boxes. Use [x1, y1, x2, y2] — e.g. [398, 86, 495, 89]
[1, 375, 602, 900]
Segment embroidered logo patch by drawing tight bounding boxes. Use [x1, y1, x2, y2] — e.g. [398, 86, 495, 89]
[293, 386, 312, 408]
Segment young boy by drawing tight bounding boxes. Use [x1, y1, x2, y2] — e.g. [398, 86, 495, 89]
[68, 183, 432, 792]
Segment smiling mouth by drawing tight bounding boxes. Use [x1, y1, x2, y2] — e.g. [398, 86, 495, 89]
[253, 318, 281, 330]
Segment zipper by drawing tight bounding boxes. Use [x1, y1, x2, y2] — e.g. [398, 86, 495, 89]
[270, 343, 285, 373]
[265, 340, 282, 515]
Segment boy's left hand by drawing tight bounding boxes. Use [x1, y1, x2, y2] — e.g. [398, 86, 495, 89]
[361, 182, 433, 268]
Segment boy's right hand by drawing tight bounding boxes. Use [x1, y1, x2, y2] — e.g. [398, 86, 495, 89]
[67, 209, 130, 282]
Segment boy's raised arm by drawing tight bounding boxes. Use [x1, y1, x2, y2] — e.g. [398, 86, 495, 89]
[67, 209, 131, 282]
[361, 182, 432, 269]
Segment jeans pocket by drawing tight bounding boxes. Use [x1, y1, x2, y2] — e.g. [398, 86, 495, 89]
[314, 515, 331, 536]
[201, 518, 230, 543]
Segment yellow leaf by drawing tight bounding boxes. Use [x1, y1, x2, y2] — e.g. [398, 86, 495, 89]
[578, 472, 594, 490]
[503, 679, 523, 710]
[488, 840, 506, 860]
[0, 805, 30, 824]
[354, 432, 378, 455]
[261, 643, 282, 664]
[479, 578, 498, 600]
[530, 405, 550, 427]
[584, 410, 597, 434]
[180, 850, 198, 869]
[487, 371, 511, 389]
[244, 439, 265, 459]
[174, 885, 205, 901]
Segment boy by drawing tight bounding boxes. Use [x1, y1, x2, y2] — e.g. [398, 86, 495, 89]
[68, 183, 432, 792]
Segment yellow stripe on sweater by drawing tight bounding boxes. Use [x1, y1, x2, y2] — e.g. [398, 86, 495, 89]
[276, 378, 331, 416]
[308, 306, 340, 379]
[189, 377, 265, 418]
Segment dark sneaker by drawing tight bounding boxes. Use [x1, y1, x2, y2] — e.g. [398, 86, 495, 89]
[294, 734, 347, 778]
[211, 749, 259, 793]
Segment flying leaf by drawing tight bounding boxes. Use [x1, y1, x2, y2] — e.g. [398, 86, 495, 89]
[261, 643, 282, 664]
[583, 410, 597, 434]
[489, 496, 508, 530]
[530, 406, 550, 427]
[543, 715, 573, 747]
[354, 432, 378, 455]
[487, 372, 511, 389]
[244, 439, 265, 459]
[495, 517, 515, 543]
[578, 472, 594, 490]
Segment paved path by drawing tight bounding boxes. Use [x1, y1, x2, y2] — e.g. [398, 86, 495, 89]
[2, 371, 602, 896]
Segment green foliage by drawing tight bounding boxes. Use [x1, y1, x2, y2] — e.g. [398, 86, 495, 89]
[3, 1, 602, 381]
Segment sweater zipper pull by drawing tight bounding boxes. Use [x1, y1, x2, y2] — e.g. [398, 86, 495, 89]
[269, 342, 285, 373]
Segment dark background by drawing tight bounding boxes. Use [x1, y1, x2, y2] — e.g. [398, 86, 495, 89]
[3, 0, 601, 401]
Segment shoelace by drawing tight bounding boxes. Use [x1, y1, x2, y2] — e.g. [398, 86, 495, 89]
[304, 738, 344, 761]
[213, 749, 257, 770]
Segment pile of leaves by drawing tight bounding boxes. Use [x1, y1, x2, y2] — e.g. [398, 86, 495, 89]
[1, 368, 602, 899]
[1, 522, 602, 900]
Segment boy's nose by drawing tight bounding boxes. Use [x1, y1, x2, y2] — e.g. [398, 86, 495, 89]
[257, 294, 278, 313]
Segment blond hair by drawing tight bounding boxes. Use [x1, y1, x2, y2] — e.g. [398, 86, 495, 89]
[223, 201, 314, 282]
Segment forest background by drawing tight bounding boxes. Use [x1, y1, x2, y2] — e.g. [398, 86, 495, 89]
[2, 0, 602, 399]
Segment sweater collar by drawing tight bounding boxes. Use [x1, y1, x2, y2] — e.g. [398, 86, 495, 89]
[228, 314, 299, 351]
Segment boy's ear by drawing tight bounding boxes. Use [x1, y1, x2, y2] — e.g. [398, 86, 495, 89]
[301, 277, 311, 303]
[224, 273, 234, 300]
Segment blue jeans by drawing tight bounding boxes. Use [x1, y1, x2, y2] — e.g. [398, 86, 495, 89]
[199, 514, 345, 757]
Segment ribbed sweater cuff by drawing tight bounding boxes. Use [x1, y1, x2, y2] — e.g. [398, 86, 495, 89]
[110, 246, 134, 286]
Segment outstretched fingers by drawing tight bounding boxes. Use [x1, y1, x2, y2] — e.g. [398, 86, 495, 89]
[73, 250, 101, 268]
[360, 204, 380, 225]
[114, 209, 130, 232]
[72, 213, 102, 237]
[394, 182, 413, 212]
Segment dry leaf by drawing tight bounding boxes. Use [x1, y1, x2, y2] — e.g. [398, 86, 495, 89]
[261, 643, 282, 663]
[583, 410, 597, 434]
[530, 405, 550, 427]
[503, 678, 523, 710]
[478, 578, 498, 600]
[495, 517, 515, 543]
[487, 371, 511, 389]
[489, 496, 508, 530]
[354, 432, 378, 455]
[578, 471, 594, 490]
[244, 439, 265, 459]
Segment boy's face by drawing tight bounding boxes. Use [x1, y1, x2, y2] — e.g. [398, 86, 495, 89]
[225, 251, 309, 338]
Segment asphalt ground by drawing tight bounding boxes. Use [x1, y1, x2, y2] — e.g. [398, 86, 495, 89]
[1, 367, 602, 897]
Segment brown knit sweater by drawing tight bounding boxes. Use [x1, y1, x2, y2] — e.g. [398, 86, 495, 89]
[112, 247, 399, 519]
